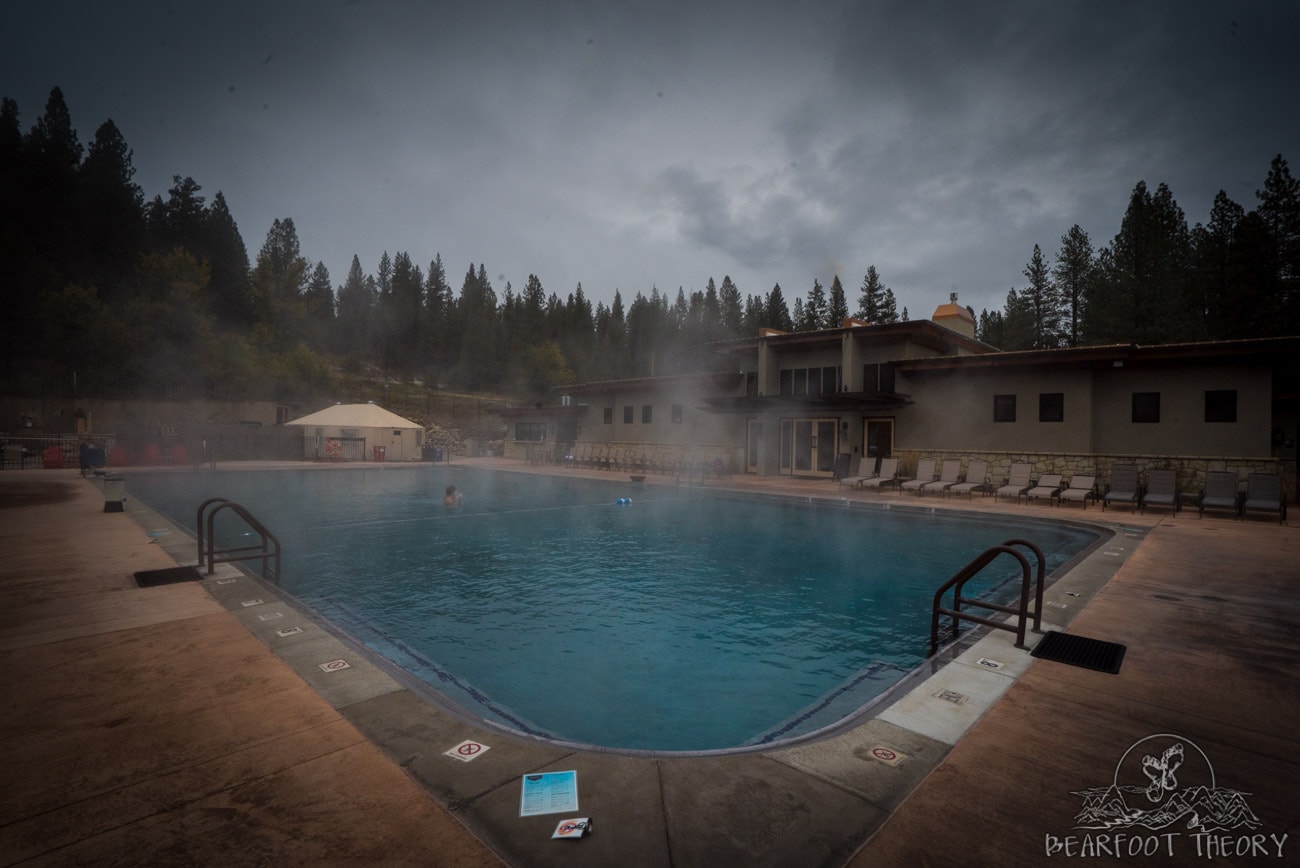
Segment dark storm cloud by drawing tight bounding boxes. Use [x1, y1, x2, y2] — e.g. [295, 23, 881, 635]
[5, 0, 1297, 317]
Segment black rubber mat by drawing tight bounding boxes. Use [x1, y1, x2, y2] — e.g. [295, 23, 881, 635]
[134, 566, 204, 588]
[1031, 631, 1126, 674]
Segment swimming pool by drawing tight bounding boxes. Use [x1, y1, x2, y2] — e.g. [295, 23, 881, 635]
[128, 467, 1103, 751]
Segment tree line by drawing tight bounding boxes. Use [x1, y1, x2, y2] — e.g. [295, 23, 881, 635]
[3, 87, 917, 403]
[5, 86, 1296, 407]
[977, 158, 1300, 349]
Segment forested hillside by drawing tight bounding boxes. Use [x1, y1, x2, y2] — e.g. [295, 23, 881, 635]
[4, 86, 1296, 406]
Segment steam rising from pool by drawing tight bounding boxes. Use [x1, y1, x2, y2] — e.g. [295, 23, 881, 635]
[128, 466, 1099, 751]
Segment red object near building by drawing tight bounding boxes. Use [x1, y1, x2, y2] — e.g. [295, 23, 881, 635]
[42, 446, 64, 469]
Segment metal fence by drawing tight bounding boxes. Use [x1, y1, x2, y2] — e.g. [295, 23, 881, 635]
[2, 432, 335, 469]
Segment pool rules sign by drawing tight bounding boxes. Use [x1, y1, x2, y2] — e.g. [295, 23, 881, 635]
[445, 739, 490, 762]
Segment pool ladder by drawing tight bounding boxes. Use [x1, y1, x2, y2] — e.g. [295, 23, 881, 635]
[928, 538, 1045, 656]
[196, 497, 281, 581]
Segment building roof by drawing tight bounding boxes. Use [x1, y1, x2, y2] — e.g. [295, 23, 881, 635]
[285, 403, 422, 429]
[893, 335, 1300, 373]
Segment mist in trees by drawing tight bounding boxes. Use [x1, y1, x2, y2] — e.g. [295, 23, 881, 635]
[6, 85, 1297, 406]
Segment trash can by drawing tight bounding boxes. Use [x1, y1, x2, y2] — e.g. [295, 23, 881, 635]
[373, 445, 386, 462]
[103, 475, 126, 513]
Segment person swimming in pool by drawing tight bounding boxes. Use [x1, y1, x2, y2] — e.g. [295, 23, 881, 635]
[443, 484, 463, 507]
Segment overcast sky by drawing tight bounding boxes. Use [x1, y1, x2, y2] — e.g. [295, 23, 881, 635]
[6, 0, 1298, 321]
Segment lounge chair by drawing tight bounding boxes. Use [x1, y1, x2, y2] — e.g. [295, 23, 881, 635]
[1025, 473, 1064, 505]
[1141, 469, 1180, 514]
[921, 459, 962, 495]
[900, 458, 938, 493]
[1102, 464, 1140, 512]
[947, 459, 989, 499]
[858, 457, 899, 490]
[1240, 473, 1287, 524]
[1058, 475, 1097, 508]
[996, 463, 1033, 501]
[1199, 471, 1241, 519]
[838, 456, 877, 490]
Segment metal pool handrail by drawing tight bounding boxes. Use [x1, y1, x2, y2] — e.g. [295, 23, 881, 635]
[197, 497, 281, 581]
[928, 538, 1046, 656]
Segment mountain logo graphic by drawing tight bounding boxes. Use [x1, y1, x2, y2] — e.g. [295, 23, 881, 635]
[1071, 733, 1262, 833]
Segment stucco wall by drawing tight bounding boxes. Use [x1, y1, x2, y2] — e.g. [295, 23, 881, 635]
[895, 368, 1097, 453]
[1090, 363, 1271, 456]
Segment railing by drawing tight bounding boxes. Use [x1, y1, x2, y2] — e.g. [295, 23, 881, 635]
[928, 538, 1046, 656]
[197, 497, 281, 581]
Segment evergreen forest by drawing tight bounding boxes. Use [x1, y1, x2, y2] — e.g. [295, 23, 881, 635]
[4, 87, 1298, 405]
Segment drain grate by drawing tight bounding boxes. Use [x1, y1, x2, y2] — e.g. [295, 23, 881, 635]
[134, 566, 203, 588]
[1031, 631, 1126, 674]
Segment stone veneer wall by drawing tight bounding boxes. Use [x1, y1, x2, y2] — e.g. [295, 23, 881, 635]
[899, 450, 1293, 502]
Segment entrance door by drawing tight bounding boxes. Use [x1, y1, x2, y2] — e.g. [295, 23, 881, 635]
[780, 417, 839, 477]
[746, 419, 762, 473]
[863, 418, 894, 475]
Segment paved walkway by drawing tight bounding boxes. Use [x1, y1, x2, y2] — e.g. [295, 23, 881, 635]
[1, 463, 1295, 866]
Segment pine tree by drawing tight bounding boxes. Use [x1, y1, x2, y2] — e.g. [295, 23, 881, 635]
[879, 287, 900, 323]
[424, 254, 452, 375]
[718, 275, 743, 338]
[203, 191, 251, 328]
[249, 217, 308, 347]
[791, 298, 807, 331]
[1021, 243, 1062, 348]
[802, 278, 827, 331]
[78, 119, 144, 300]
[1086, 181, 1195, 344]
[1052, 225, 1093, 346]
[336, 254, 373, 358]
[857, 266, 888, 320]
[147, 176, 207, 257]
[765, 283, 793, 331]
[827, 275, 849, 328]
[1255, 154, 1300, 333]
[302, 261, 335, 351]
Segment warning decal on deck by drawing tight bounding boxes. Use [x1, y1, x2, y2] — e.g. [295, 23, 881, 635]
[445, 740, 490, 762]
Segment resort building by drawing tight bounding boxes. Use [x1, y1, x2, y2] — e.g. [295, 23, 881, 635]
[502, 298, 1300, 501]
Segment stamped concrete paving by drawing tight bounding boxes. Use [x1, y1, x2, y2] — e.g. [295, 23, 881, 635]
[2, 464, 1296, 866]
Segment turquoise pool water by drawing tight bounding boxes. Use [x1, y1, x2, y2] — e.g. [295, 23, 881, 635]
[128, 467, 1101, 751]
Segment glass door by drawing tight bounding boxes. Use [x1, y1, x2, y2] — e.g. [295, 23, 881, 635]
[863, 418, 894, 475]
[781, 417, 839, 477]
[746, 419, 762, 473]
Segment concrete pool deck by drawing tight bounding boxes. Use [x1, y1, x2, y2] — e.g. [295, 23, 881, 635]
[1, 461, 1296, 866]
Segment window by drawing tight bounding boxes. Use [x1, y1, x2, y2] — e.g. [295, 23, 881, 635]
[993, 394, 1016, 423]
[781, 366, 841, 396]
[1039, 393, 1064, 423]
[603, 407, 613, 424]
[623, 405, 633, 424]
[514, 422, 545, 442]
[1205, 390, 1237, 423]
[671, 404, 683, 423]
[641, 404, 652, 423]
[1132, 392, 1160, 423]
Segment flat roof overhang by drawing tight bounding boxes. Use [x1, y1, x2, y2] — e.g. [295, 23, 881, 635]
[701, 391, 913, 414]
